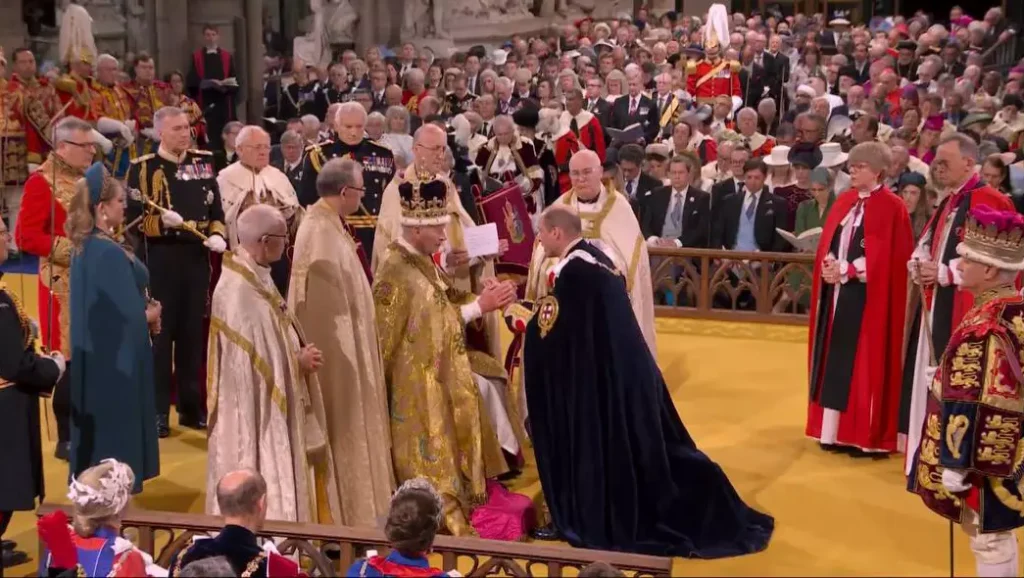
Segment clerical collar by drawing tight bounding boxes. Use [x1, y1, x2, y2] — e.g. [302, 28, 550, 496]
[206, 46, 219, 54]
[577, 190, 602, 205]
[158, 146, 188, 164]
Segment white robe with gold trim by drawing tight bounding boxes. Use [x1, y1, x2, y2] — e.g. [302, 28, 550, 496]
[206, 248, 341, 524]
[217, 162, 302, 248]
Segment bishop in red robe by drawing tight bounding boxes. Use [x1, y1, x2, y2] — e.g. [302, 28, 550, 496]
[806, 142, 914, 454]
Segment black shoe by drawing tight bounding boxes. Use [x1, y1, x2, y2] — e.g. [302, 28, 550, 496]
[54, 442, 70, 462]
[2, 540, 15, 551]
[2, 549, 29, 568]
[178, 413, 207, 430]
[530, 524, 561, 541]
[156, 414, 170, 438]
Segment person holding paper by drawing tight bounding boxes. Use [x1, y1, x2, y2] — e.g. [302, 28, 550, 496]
[186, 24, 239, 151]
[372, 175, 527, 537]
[805, 142, 914, 456]
[288, 157, 395, 527]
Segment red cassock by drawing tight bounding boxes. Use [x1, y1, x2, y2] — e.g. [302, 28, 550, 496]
[805, 187, 913, 452]
[686, 59, 741, 104]
[549, 128, 581, 194]
[15, 161, 74, 355]
[560, 110, 606, 164]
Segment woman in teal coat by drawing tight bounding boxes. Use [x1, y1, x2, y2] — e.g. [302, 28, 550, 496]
[69, 163, 160, 493]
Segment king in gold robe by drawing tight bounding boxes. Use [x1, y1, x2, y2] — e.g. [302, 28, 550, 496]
[207, 248, 340, 524]
[288, 197, 395, 527]
[373, 177, 524, 536]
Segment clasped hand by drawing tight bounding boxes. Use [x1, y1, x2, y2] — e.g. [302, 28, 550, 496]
[821, 257, 840, 284]
[913, 260, 938, 286]
[298, 344, 324, 373]
[478, 280, 518, 314]
[146, 300, 162, 334]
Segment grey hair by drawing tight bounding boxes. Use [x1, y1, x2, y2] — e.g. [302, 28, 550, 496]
[385, 105, 411, 134]
[280, 130, 303, 146]
[939, 133, 981, 163]
[236, 204, 287, 245]
[53, 117, 94, 144]
[367, 111, 386, 124]
[492, 114, 515, 133]
[96, 53, 119, 68]
[316, 157, 362, 198]
[736, 107, 758, 122]
[153, 106, 187, 132]
[300, 114, 321, 130]
[495, 76, 514, 92]
[180, 557, 236, 578]
[235, 125, 268, 147]
[404, 67, 425, 85]
[335, 101, 367, 124]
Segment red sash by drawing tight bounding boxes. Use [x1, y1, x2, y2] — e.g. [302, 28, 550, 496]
[365, 556, 443, 577]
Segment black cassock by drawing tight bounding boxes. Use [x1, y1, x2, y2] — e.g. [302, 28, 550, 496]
[524, 240, 774, 558]
[0, 280, 60, 515]
[186, 48, 238, 151]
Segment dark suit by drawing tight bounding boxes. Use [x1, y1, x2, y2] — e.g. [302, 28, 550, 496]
[608, 94, 660, 144]
[711, 186, 790, 252]
[637, 185, 711, 248]
[623, 172, 662, 216]
[761, 52, 790, 104]
[272, 155, 304, 193]
[213, 149, 237, 173]
[586, 97, 612, 127]
[739, 64, 766, 110]
[849, 61, 871, 86]
[817, 30, 842, 51]
[710, 177, 744, 216]
[496, 96, 520, 116]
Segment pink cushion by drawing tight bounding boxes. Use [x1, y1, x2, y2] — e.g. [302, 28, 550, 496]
[470, 480, 536, 541]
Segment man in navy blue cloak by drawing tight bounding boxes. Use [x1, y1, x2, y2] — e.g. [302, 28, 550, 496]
[521, 205, 774, 558]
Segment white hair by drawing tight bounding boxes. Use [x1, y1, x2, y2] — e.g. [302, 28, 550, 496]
[336, 101, 367, 123]
[404, 67, 425, 85]
[737, 108, 758, 122]
[235, 125, 268, 147]
[280, 129, 303, 146]
[236, 204, 286, 245]
[154, 106, 186, 132]
[300, 114, 321, 130]
[96, 53, 119, 68]
[496, 76, 514, 92]
[367, 111, 386, 124]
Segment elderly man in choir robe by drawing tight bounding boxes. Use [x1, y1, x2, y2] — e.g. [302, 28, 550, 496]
[207, 204, 340, 524]
[287, 158, 395, 527]
[806, 142, 914, 456]
[217, 125, 302, 296]
[900, 134, 1014, 471]
[373, 175, 525, 537]
[374, 124, 523, 446]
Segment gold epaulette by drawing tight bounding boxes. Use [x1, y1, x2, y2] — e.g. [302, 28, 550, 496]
[188, 149, 213, 156]
[131, 153, 156, 165]
[305, 140, 331, 153]
[54, 74, 77, 93]
[686, 60, 697, 74]
[729, 60, 741, 73]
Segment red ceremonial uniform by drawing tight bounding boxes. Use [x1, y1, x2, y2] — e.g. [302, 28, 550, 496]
[7, 74, 57, 165]
[14, 153, 81, 356]
[54, 73, 103, 122]
[402, 89, 428, 116]
[806, 186, 914, 452]
[548, 128, 581, 194]
[686, 58, 741, 104]
[121, 80, 164, 157]
[560, 110, 606, 164]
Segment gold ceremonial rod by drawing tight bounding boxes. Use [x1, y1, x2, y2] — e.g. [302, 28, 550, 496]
[143, 198, 209, 241]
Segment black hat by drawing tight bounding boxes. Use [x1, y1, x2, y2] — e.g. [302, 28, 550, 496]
[684, 43, 705, 56]
[1003, 94, 1024, 111]
[468, 45, 487, 59]
[898, 171, 927, 189]
[820, 44, 839, 56]
[838, 65, 858, 79]
[398, 178, 449, 226]
[512, 105, 539, 129]
[788, 143, 823, 168]
[667, 53, 681, 67]
[897, 40, 918, 52]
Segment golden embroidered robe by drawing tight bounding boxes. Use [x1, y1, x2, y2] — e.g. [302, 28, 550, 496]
[287, 199, 395, 527]
[373, 240, 512, 535]
[207, 248, 340, 524]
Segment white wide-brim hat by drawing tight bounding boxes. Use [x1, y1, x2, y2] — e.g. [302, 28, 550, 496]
[818, 143, 849, 168]
[763, 145, 791, 166]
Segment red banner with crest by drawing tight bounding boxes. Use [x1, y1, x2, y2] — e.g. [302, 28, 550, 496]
[474, 181, 535, 284]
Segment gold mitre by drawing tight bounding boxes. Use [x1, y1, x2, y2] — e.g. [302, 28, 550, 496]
[957, 205, 1024, 271]
[398, 178, 450, 226]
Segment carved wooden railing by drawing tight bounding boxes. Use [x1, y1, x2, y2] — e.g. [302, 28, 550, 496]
[648, 247, 815, 325]
[36, 504, 673, 577]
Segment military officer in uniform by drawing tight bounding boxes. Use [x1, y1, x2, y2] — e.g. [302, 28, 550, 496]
[126, 106, 227, 438]
[299, 101, 394, 258]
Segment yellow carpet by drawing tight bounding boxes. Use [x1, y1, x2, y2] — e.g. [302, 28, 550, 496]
[3, 277, 1013, 576]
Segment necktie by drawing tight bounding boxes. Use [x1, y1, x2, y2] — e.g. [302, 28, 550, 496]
[745, 193, 757, 219]
[627, 180, 635, 198]
[671, 192, 684, 228]
[570, 116, 580, 136]
[629, 98, 638, 116]
[659, 96, 665, 112]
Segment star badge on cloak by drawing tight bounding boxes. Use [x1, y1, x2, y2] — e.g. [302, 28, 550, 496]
[536, 295, 559, 338]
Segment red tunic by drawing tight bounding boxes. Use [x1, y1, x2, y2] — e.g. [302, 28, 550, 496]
[806, 187, 914, 451]
[54, 73, 103, 122]
[402, 89, 428, 115]
[572, 113, 606, 163]
[7, 74, 57, 165]
[686, 59, 741, 104]
[15, 155, 79, 356]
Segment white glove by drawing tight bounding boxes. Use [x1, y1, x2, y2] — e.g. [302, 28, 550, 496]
[924, 366, 938, 386]
[140, 127, 157, 141]
[49, 352, 66, 380]
[27, 163, 40, 172]
[204, 234, 227, 253]
[160, 209, 184, 228]
[97, 117, 125, 137]
[514, 174, 533, 194]
[941, 468, 970, 493]
[91, 129, 114, 154]
[125, 119, 137, 132]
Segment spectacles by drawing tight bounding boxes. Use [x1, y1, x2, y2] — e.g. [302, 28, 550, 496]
[416, 142, 445, 154]
[569, 167, 598, 179]
[342, 186, 365, 195]
[244, 144, 272, 152]
[261, 233, 289, 244]
[65, 140, 97, 149]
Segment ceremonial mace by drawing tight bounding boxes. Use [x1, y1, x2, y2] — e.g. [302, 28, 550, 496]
[913, 257, 953, 578]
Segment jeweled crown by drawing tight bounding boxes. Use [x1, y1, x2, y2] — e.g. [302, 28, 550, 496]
[959, 205, 1024, 270]
[399, 179, 450, 226]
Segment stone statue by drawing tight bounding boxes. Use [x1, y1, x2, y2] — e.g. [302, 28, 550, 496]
[450, 0, 530, 22]
[294, 0, 357, 70]
[320, 0, 358, 45]
[402, 0, 448, 39]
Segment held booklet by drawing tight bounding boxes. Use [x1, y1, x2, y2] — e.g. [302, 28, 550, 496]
[777, 227, 822, 253]
[607, 122, 644, 146]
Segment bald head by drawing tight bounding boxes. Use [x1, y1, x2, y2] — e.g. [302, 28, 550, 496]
[216, 469, 267, 518]
[569, 150, 602, 200]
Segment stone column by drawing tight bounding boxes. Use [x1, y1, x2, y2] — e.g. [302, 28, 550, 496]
[245, 0, 264, 122]
[356, 0, 376, 53]
[154, 0, 190, 76]
[77, 0, 129, 56]
[0, 2, 27, 58]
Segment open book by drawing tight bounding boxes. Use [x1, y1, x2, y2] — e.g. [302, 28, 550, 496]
[607, 123, 644, 145]
[777, 227, 822, 253]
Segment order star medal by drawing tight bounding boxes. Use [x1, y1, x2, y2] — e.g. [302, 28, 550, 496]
[536, 295, 559, 338]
